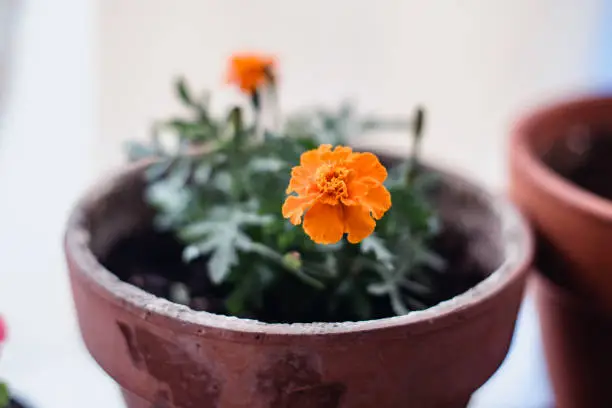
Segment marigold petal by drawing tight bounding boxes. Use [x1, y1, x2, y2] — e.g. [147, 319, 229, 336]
[344, 205, 376, 243]
[303, 202, 344, 244]
[300, 145, 331, 170]
[349, 152, 387, 183]
[321, 145, 353, 163]
[361, 184, 392, 219]
[286, 166, 312, 195]
[282, 195, 315, 225]
[343, 177, 379, 206]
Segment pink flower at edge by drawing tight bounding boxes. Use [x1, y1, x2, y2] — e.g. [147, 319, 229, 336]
[0, 315, 6, 343]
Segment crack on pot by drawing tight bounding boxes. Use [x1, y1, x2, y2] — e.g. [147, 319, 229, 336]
[256, 351, 346, 408]
[117, 322, 221, 408]
[284, 383, 346, 408]
[118, 321, 145, 369]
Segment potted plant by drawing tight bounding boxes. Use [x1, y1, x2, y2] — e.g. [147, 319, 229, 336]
[509, 95, 612, 408]
[65, 53, 532, 408]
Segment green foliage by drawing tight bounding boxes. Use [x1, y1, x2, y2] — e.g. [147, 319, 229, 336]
[129, 77, 442, 321]
[0, 382, 9, 408]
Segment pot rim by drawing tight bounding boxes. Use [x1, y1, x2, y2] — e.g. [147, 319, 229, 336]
[65, 159, 532, 339]
[511, 95, 612, 224]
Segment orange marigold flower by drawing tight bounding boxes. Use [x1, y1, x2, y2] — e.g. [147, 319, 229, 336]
[282, 144, 392, 245]
[226, 53, 276, 94]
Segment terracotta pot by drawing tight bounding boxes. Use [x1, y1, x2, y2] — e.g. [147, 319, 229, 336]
[64, 161, 532, 408]
[534, 272, 612, 408]
[509, 95, 612, 407]
[509, 96, 612, 314]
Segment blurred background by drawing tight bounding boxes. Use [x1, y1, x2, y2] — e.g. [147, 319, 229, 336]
[0, 0, 611, 406]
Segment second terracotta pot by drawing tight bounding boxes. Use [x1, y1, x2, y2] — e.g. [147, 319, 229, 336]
[509, 95, 612, 408]
[509, 96, 612, 314]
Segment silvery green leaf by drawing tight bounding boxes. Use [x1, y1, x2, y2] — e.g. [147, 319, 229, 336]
[390, 290, 410, 315]
[179, 221, 220, 241]
[256, 264, 275, 285]
[428, 216, 442, 235]
[318, 241, 343, 252]
[183, 245, 201, 262]
[212, 171, 233, 193]
[245, 241, 280, 260]
[208, 234, 239, 283]
[367, 282, 391, 296]
[404, 296, 427, 311]
[263, 130, 281, 140]
[235, 211, 274, 226]
[125, 141, 156, 161]
[283, 114, 314, 138]
[324, 253, 338, 278]
[232, 231, 256, 252]
[235, 232, 284, 263]
[248, 157, 286, 173]
[155, 127, 182, 154]
[399, 278, 432, 296]
[361, 235, 394, 269]
[415, 247, 446, 271]
[145, 159, 174, 181]
[169, 282, 191, 305]
[179, 206, 278, 284]
[338, 101, 353, 120]
[193, 162, 213, 184]
[146, 180, 190, 214]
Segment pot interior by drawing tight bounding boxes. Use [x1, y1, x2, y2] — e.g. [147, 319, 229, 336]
[76, 159, 521, 322]
[522, 98, 612, 200]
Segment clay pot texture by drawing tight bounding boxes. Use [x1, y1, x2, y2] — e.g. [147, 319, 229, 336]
[65, 160, 532, 408]
[509, 96, 612, 314]
[534, 272, 612, 408]
[509, 96, 612, 408]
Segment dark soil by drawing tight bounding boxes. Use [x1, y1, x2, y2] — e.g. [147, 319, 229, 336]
[545, 132, 612, 200]
[103, 224, 486, 323]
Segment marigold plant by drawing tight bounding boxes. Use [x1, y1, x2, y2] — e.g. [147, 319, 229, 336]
[127, 53, 445, 322]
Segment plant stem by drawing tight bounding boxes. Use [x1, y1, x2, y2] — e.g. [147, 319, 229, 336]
[251, 90, 264, 142]
[407, 106, 426, 184]
[228, 107, 245, 200]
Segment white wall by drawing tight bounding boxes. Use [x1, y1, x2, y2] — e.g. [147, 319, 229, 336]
[99, 0, 603, 188]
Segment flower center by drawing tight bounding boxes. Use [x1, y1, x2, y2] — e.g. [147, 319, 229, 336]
[315, 165, 350, 204]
